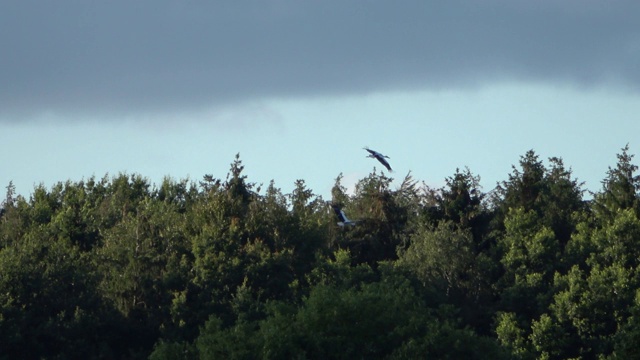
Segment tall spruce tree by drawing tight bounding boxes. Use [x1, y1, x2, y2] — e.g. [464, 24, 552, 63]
[593, 144, 640, 222]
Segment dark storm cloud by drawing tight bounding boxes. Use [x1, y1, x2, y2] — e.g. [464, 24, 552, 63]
[1, 0, 639, 120]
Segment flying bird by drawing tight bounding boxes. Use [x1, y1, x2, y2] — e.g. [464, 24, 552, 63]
[364, 147, 392, 172]
[332, 205, 358, 227]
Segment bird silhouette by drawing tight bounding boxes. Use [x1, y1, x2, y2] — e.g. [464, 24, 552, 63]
[364, 147, 392, 172]
[331, 205, 358, 226]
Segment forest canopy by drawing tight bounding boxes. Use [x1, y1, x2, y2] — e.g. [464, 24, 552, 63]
[2, 147, 640, 359]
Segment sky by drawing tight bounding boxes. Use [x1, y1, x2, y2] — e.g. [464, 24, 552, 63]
[2, 1, 640, 201]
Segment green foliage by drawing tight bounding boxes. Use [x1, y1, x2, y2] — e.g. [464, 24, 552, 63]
[2, 148, 640, 358]
[590, 208, 640, 269]
[494, 151, 584, 245]
[427, 167, 486, 230]
[610, 290, 640, 359]
[0, 234, 131, 358]
[529, 313, 570, 360]
[496, 312, 533, 359]
[498, 208, 560, 320]
[397, 221, 479, 302]
[333, 170, 417, 266]
[195, 263, 504, 359]
[149, 340, 196, 360]
[593, 144, 640, 221]
[196, 315, 259, 359]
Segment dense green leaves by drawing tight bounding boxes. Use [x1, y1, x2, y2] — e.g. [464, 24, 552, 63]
[2, 148, 640, 359]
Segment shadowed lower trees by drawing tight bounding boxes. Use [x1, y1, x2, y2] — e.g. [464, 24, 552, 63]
[0, 220, 134, 358]
[193, 256, 507, 360]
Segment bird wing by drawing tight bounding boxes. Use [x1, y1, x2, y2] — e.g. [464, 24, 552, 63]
[340, 209, 351, 223]
[332, 205, 346, 222]
[364, 147, 390, 158]
[375, 156, 393, 172]
[364, 147, 392, 171]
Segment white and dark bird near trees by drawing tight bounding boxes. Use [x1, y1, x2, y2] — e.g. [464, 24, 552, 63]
[364, 147, 392, 172]
[332, 205, 358, 227]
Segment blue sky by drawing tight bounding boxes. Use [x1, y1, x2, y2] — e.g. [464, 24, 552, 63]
[2, 1, 640, 200]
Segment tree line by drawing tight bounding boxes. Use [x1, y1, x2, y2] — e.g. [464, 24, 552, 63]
[2, 147, 640, 359]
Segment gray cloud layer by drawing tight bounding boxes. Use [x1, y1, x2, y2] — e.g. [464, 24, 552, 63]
[2, 1, 639, 120]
